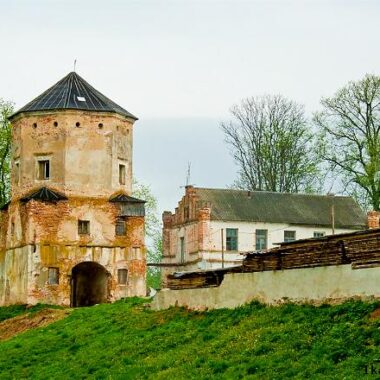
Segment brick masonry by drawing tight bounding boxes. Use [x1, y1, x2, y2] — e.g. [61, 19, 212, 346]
[0, 109, 146, 306]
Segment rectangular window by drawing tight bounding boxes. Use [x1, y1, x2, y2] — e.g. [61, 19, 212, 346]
[180, 237, 185, 263]
[226, 228, 238, 251]
[78, 220, 90, 235]
[48, 267, 59, 285]
[118, 269, 128, 284]
[132, 247, 141, 260]
[116, 219, 126, 236]
[38, 160, 50, 180]
[119, 164, 126, 185]
[255, 229, 268, 250]
[313, 231, 325, 238]
[284, 230, 296, 243]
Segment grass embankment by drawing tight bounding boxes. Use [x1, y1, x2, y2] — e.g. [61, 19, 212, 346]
[0, 299, 379, 379]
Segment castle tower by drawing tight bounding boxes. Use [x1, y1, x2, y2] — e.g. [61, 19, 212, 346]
[0, 72, 146, 306]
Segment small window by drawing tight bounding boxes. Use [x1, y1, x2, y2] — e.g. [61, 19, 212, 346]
[255, 229, 268, 250]
[226, 228, 238, 251]
[116, 219, 126, 236]
[119, 164, 126, 185]
[78, 220, 90, 235]
[180, 237, 185, 263]
[32, 123, 37, 129]
[98, 123, 103, 129]
[118, 269, 128, 284]
[314, 231, 325, 238]
[48, 267, 59, 285]
[132, 247, 141, 260]
[284, 230, 296, 243]
[53, 121, 58, 127]
[38, 160, 50, 180]
[76, 122, 80, 127]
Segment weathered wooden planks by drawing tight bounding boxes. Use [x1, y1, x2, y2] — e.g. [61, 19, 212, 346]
[166, 229, 380, 290]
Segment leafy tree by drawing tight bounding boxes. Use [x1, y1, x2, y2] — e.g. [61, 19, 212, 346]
[221, 95, 321, 193]
[315, 74, 380, 210]
[132, 179, 162, 288]
[0, 99, 13, 206]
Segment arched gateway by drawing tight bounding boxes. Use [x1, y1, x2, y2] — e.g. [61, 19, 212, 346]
[71, 262, 110, 307]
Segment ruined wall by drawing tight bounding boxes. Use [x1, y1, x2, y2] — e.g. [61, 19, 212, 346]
[0, 200, 146, 306]
[0, 246, 29, 305]
[0, 108, 146, 306]
[152, 265, 380, 310]
[0, 243, 146, 306]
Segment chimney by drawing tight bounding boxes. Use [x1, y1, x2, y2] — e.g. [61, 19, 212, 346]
[367, 211, 380, 229]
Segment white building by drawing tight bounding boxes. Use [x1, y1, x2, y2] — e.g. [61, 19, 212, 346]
[161, 186, 367, 277]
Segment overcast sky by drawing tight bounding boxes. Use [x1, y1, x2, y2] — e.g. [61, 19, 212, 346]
[1, 0, 380, 215]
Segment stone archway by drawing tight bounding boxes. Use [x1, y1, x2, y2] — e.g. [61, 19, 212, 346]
[71, 262, 110, 307]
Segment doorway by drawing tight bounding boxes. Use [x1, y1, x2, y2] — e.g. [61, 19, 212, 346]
[71, 262, 110, 307]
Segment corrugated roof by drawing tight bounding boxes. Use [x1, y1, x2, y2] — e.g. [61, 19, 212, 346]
[10, 72, 137, 120]
[195, 188, 367, 229]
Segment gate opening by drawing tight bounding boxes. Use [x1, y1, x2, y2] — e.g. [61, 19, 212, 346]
[71, 262, 110, 307]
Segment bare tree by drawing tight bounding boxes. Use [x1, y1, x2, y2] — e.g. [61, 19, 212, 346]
[0, 99, 13, 206]
[221, 95, 321, 193]
[133, 179, 162, 288]
[314, 74, 380, 210]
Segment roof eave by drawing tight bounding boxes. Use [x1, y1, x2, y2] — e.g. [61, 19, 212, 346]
[9, 108, 138, 123]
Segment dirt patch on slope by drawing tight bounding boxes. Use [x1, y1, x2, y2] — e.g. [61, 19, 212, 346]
[369, 307, 380, 320]
[0, 308, 71, 341]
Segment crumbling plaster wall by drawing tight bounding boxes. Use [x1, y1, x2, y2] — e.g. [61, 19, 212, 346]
[0, 109, 146, 306]
[11, 110, 134, 198]
[0, 243, 146, 306]
[152, 265, 380, 310]
[0, 202, 146, 306]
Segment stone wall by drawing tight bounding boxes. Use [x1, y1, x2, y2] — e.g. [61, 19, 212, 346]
[0, 243, 146, 306]
[0, 107, 146, 306]
[152, 265, 380, 310]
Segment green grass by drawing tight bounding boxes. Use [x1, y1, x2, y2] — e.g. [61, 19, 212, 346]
[0, 303, 62, 323]
[0, 299, 379, 379]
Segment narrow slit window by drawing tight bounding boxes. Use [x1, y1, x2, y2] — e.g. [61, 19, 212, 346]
[119, 164, 126, 185]
[78, 220, 90, 235]
[38, 160, 50, 180]
[180, 237, 185, 263]
[116, 219, 126, 236]
[15, 162, 20, 184]
[48, 267, 59, 285]
[118, 269, 128, 284]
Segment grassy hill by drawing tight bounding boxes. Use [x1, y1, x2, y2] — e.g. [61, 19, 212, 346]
[0, 299, 379, 379]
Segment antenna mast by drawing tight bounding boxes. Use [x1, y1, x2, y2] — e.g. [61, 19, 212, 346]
[185, 162, 191, 187]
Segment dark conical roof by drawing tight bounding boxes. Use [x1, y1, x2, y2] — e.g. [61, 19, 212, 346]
[10, 72, 137, 120]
